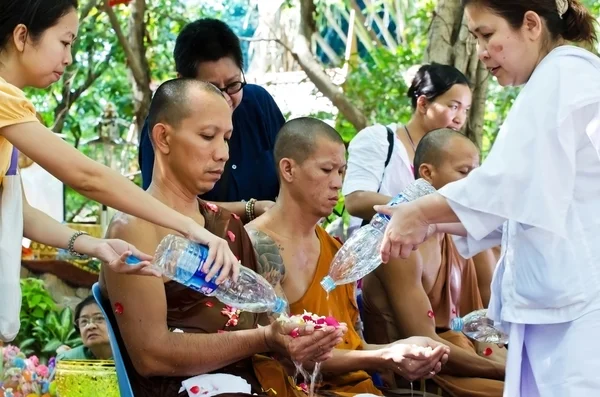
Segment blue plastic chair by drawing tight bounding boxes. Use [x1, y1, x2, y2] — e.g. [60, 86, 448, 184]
[356, 290, 384, 387]
[92, 282, 134, 397]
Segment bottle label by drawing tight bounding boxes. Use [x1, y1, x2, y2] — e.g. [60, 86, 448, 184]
[179, 244, 219, 295]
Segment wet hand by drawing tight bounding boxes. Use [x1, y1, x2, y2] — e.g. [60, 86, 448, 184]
[373, 202, 431, 263]
[381, 337, 449, 381]
[265, 321, 345, 363]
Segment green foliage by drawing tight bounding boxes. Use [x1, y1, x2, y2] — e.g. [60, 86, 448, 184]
[15, 279, 81, 362]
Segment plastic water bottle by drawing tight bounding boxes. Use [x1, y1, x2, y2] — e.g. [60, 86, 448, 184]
[321, 179, 436, 293]
[126, 234, 288, 314]
[450, 309, 508, 344]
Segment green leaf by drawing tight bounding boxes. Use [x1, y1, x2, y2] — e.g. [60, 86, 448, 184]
[42, 340, 63, 353]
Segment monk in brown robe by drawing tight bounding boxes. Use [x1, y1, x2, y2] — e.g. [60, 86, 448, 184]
[99, 79, 345, 397]
[246, 117, 450, 396]
[362, 129, 505, 397]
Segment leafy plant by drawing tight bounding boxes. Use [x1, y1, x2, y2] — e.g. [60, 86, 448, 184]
[15, 278, 82, 362]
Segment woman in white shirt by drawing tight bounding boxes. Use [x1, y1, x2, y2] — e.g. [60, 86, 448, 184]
[376, 1, 600, 395]
[342, 63, 471, 234]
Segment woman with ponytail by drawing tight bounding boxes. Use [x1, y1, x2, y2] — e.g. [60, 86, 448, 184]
[374, 1, 600, 395]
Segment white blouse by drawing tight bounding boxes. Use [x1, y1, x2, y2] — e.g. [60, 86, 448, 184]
[342, 123, 414, 234]
[439, 46, 600, 327]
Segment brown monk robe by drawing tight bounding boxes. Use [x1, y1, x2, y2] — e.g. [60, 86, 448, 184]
[100, 203, 307, 397]
[362, 129, 505, 397]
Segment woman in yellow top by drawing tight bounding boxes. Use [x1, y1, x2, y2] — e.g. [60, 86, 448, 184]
[0, 0, 239, 341]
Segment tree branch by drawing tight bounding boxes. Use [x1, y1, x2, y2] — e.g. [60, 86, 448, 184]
[102, 0, 146, 85]
[79, 0, 98, 21]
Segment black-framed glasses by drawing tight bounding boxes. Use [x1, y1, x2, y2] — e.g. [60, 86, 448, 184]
[215, 74, 247, 96]
[75, 314, 105, 328]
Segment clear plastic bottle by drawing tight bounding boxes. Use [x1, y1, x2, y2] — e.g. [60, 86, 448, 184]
[126, 234, 288, 314]
[450, 309, 508, 345]
[320, 179, 436, 293]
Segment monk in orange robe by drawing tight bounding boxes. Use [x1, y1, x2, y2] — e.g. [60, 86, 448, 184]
[247, 117, 450, 396]
[362, 129, 505, 397]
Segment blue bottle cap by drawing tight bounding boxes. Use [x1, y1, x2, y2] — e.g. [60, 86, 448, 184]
[450, 316, 463, 331]
[273, 297, 288, 314]
[125, 255, 141, 265]
[320, 275, 336, 293]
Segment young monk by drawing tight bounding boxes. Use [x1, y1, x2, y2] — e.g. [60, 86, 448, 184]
[246, 117, 450, 396]
[100, 80, 345, 397]
[362, 129, 505, 397]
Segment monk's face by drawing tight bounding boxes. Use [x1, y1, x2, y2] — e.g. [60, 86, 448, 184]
[289, 136, 346, 218]
[423, 137, 480, 190]
[164, 90, 233, 195]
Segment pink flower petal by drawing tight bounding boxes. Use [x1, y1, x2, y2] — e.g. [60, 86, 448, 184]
[205, 202, 219, 213]
[227, 230, 236, 242]
[427, 310, 435, 319]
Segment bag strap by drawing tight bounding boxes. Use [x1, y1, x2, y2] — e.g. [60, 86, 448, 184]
[358, 125, 395, 226]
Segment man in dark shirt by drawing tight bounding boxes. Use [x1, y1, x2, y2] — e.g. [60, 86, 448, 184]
[139, 18, 285, 222]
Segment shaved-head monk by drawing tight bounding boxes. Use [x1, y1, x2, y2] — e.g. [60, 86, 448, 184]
[246, 117, 450, 396]
[362, 128, 505, 396]
[99, 80, 345, 397]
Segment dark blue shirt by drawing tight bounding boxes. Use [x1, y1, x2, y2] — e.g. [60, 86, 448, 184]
[139, 84, 285, 202]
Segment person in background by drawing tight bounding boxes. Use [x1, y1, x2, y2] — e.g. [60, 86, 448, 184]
[139, 18, 285, 223]
[57, 296, 112, 361]
[342, 63, 471, 236]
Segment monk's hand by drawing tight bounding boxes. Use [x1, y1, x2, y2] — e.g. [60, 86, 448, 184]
[373, 201, 430, 263]
[380, 337, 450, 381]
[92, 238, 160, 277]
[264, 321, 345, 363]
[185, 221, 240, 284]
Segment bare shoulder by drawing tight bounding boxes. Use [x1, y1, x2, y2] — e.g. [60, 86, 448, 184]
[244, 225, 286, 285]
[106, 211, 161, 258]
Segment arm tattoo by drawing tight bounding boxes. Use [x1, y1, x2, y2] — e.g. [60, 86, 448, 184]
[246, 228, 286, 287]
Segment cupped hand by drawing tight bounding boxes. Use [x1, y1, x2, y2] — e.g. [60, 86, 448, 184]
[381, 336, 450, 381]
[265, 321, 346, 363]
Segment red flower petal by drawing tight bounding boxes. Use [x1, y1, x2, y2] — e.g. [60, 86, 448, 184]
[483, 347, 493, 356]
[190, 386, 200, 394]
[205, 301, 214, 308]
[227, 230, 236, 242]
[290, 328, 300, 338]
[427, 310, 435, 319]
[324, 316, 340, 327]
[451, 308, 457, 314]
[114, 302, 124, 315]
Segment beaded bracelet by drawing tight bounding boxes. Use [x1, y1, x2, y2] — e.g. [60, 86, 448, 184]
[245, 198, 257, 222]
[68, 231, 89, 259]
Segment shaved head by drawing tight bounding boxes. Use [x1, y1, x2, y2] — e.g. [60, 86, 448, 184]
[147, 78, 224, 146]
[413, 128, 474, 179]
[274, 117, 344, 168]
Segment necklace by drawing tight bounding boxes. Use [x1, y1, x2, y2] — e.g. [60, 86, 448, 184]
[403, 125, 417, 152]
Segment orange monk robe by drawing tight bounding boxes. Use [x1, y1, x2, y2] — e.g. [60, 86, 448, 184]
[363, 234, 504, 397]
[286, 226, 383, 396]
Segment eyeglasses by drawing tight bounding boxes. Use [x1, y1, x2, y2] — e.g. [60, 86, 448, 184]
[214, 74, 247, 96]
[75, 315, 106, 328]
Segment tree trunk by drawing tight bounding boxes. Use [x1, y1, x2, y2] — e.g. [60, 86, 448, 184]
[105, 0, 151, 137]
[293, 0, 367, 131]
[423, 0, 489, 148]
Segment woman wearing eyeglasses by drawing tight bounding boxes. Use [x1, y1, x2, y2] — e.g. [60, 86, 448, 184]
[57, 296, 112, 361]
[138, 19, 286, 223]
